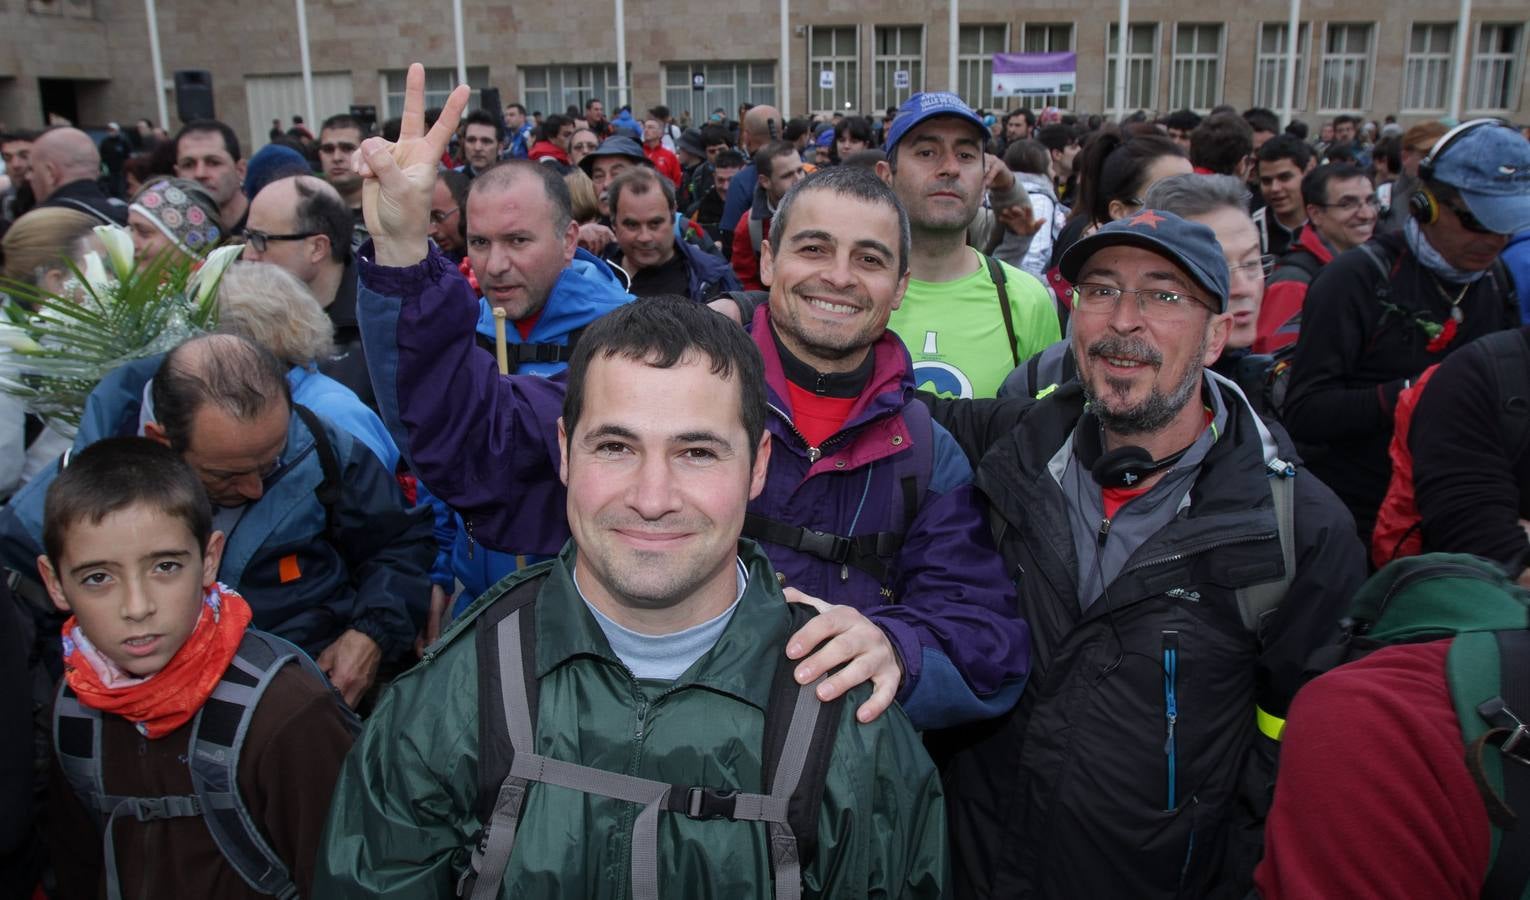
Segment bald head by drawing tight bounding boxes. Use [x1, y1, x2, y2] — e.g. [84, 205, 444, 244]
[742, 106, 783, 153]
[29, 128, 101, 201]
[246, 174, 352, 290]
[151, 334, 291, 446]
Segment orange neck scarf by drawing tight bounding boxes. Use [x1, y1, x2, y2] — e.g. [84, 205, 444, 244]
[61, 583, 253, 739]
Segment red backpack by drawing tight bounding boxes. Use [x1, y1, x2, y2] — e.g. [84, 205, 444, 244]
[1372, 329, 1530, 568]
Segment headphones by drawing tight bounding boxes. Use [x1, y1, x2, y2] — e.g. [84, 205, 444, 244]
[1410, 118, 1507, 225]
[1073, 414, 1192, 489]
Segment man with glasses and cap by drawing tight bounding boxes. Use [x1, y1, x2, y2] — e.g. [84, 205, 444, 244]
[1283, 120, 1530, 546]
[923, 208, 1365, 900]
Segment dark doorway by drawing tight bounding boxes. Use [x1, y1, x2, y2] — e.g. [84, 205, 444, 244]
[38, 78, 80, 125]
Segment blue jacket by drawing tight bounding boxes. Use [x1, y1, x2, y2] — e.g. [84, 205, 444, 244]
[0, 356, 436, 660]
[287, 365, 398, 471]
[357, 248, 1031, 730]
[368, 248, 633, 605]
[1505, 230, 1530, 324]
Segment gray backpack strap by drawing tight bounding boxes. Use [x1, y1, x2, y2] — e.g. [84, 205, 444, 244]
[1236, 460, 1298, 634]
[749, 216, 764, 256]
[54, 684, 208, 900]
[189, 629, 349, 900]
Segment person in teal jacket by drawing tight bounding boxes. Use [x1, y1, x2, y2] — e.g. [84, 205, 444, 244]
[315, 125, 946, 889]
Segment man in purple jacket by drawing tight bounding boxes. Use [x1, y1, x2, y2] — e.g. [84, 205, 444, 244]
[350, 64, 1028, 729]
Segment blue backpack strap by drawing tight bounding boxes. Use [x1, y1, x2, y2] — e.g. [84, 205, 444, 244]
[188, 629, 358, 900]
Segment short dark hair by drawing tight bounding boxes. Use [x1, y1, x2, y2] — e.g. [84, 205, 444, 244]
[1160, 109, 1203, 133]
[175, 119, 242, 162]
[1005, 108, 1036, 128]
[1302, 162, 1371, 208]
[1372, 136, 1402, 175]
[319, 114, 366, 137]
[713, 149, 746, 170]
[1257, 133, 1314, 170]
[608, 165, 676, 218]
[769, 166, 911, 278]
[753, 141, 799, 179]
[1243, 107, 1281, 136]
[830, 116, 874, 162]
[1036, 124, 1078, 153]
[468, 159, 574, 235]
[540, 114, 573, 142]
[151, 335, 292, 454]
[840, 148, 886, 170]
[1189, 113, 1253, 176]
[507, 103, 528, 116]
[463, 108, 504, 142]
[561, 296, 766, 464]
[289, 176, 352, 264]
[0, 130, 38, 145]
[1004, 139, 1051, 177]
[1284, 119, 1310, 141]
[649, 105, 670, 121]
[700, 125, 731, 149]
[584, 97, 604, 111]
[784, 118, 811, 142]
[43, 437, 213, 566]
[1324, 142, 1360, 165]
[1333, 114, 1360, 128]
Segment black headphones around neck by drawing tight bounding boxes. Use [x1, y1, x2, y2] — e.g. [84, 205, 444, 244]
[1074, 414, 1192, 489]
[1410, 118, 1507, 225]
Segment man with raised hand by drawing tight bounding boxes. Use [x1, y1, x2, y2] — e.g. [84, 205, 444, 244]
[350, 64, 1028, 734]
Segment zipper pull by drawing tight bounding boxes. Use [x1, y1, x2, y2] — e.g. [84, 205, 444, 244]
[840, 563, 849, 582]
[808, 445, 822, 463]
[1096, 517, 1112, 547]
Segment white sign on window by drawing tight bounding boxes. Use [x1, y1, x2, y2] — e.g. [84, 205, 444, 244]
[819, 70, 836, 89]
[894, 69, 910, 89]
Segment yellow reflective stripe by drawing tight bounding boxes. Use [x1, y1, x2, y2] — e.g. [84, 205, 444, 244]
[1037, 383, 1060, 399]
[1257, 705, 1286, 742]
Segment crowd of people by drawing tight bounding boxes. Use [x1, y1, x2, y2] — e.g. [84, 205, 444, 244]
[0, 57, 1529, 899]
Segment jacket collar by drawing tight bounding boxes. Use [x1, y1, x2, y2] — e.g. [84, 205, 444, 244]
[533, 539, 793, 710]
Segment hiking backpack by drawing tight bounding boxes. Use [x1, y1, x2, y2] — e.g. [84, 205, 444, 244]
[457, 571, 843, 900]
[1303, 554, 1530, 899]
[53, 628, 360, 900]
[1371, 329, 1530, 568]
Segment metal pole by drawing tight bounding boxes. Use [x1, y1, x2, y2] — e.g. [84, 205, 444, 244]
[1448, 0, 1472, 120]
[615, 0, 628, 109]
[143, 0, 169, 128]
[1113, 0, 1130, 119]
[780, 0, 790, 116]
[295, 0, 317, 131]
[1280, 0, 1300, 126]
[948, 0, 959, 95]
[452, 0, 468, 87]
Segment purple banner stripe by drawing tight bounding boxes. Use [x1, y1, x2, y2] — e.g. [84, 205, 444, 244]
[993, 52, 1078, 76]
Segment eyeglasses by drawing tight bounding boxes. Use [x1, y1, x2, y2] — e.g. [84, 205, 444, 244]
[1072, 283, 1216, 320]
[319, 142, 357, 155]
[244, 229, 319, 253]
[1316, 195, 1381, 213]
[1228, 255, 1277, 281]
[1443, 198, 1499, 235]
[428, 208, 460, 225]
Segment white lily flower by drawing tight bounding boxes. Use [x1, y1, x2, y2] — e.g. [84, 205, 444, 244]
[80, 250, 112, 294]
[188, 243, 244, 308]
[0, 322, 43, 354]
[94, 225, 136, 282]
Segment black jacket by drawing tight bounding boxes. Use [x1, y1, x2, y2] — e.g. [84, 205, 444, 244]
[318, 258, 376, 412]
[924, 377, 1366, 899]
[1282, 231, 1519, 539]
[1411, 326, 1530, 573]
[37, 179, 128, 226]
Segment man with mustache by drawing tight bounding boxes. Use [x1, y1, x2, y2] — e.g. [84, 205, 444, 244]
[878, 92, 1059, 399]
[923, 209, 1365, 899]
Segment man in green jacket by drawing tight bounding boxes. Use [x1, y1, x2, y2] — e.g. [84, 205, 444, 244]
[314, 76, 945, 893]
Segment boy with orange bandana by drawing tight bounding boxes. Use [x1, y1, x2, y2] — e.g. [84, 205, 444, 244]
[38, 437, 355, 900]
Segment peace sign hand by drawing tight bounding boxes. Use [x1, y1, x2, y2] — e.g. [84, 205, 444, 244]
[352, 63, 470, 267]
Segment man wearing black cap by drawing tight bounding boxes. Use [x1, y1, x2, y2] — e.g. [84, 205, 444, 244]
[925, 209, 1365, 899]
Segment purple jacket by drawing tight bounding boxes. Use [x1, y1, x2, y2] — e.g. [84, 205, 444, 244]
[358, 247, 1029, 728]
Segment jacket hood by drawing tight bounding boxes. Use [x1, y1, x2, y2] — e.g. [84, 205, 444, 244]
[475, 248, 633, 344]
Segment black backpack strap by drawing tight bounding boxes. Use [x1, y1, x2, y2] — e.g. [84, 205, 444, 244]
[462, 575, 548, 900]
[759, 602, 845, 882]
[1476, 329, 1530, 463]
[1477, 629, 1530, 900]
[292, 404, 341, 544]
[984, 254, 1020, 367]
[742, 514, 900, 584]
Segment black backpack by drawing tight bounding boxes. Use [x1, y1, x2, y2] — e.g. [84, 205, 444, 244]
[457, 568, 843, 900]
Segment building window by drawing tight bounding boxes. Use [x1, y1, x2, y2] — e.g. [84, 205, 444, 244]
[809, 26, 860, 113]
[664, 62, 775, 127]
[1254, 22, 1310, 111]
[1468, 23, 1524, 112]
[872, 26, 924, 112]
[1106, 23, 1159, 113]
[381, 67, 489, 120]
[1020, 23, 1075, 110]
[1402, 24, 1455, 112]
[957, 24, 1008, 111]
[1169, 24, 1223, 111]
[520, 65, 629, 121]
[1318, 23, 1374, 112]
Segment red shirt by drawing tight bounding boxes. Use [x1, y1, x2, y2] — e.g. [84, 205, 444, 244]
[644, 143, 683, 187]
[785, 382, 857, 448]
[514, 309, 542, 341]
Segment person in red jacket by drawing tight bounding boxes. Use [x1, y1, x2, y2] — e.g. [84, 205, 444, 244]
[641, 117, 682, 188]
[730, 141, 805, 290]
[1256, 640, 1491, 899]
[1254, 163, 1376, 353]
